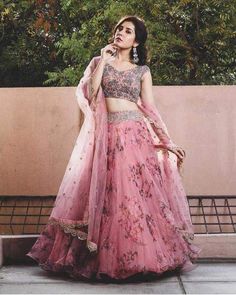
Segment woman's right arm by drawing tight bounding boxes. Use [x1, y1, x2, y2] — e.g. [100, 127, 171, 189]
[88, 43, 118, 101]
[88, 58, 106, 101]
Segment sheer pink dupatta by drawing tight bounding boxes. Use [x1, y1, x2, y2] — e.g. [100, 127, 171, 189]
[48, 55, 200, 268]
[48, 56, 107, 253]
[137, 97, 201, 270]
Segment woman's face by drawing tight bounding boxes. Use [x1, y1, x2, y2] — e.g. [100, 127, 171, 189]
[113, 21, 139, 49]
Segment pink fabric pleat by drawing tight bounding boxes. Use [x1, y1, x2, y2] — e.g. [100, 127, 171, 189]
[26, 56, 202, 280]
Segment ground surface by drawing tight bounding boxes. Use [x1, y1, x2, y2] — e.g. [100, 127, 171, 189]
[0, 262, 236, 294]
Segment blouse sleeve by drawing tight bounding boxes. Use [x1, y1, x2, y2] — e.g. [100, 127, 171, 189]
[141, 65, 150, 78]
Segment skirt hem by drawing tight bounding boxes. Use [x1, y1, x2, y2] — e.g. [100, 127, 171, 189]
[26, 249, 200, 281]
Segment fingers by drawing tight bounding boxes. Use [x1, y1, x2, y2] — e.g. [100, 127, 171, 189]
[172, 148, 186, 161]
[109, 43, 119, 54]
[107, 43, 118, 50]
[110, 42, 119, 48]
[178, 149, 185, 158]
[180, 148, 186, 157]
[101, 43, 119, 60]
[106, 44, 117, 55]
[176, 151, 184, 160]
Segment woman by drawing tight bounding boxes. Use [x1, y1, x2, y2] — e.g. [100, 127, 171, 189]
[26, 15, 201, 281]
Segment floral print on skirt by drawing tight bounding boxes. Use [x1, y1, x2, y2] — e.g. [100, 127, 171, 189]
[26, 110, 201, 281]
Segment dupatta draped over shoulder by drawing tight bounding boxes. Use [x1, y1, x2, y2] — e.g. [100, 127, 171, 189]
[48, 55, 199, 261]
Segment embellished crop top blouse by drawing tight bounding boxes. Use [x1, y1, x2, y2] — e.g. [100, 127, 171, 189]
[101, 63, 150, 104]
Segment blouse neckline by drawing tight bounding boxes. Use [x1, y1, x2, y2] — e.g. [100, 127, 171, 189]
[106, 62, 139, 73]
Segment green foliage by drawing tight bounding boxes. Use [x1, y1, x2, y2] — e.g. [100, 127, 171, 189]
[0, 0, 235, 86]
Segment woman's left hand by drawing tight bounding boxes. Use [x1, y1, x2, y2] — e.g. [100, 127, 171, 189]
[167, 145, 186, 163]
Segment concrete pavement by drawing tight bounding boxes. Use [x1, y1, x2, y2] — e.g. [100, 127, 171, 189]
[0, 262, 236, 294]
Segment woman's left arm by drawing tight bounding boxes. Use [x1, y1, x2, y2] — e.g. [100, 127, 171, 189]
[140, 68, 186, 162]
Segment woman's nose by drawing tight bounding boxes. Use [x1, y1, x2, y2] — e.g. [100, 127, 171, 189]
[118, 28, 124, 34]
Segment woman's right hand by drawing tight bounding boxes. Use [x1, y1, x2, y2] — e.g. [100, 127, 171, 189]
[101, 43, 119, 62]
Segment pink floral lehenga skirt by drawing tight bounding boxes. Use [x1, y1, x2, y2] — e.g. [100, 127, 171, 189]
[26, 109, 201, 281]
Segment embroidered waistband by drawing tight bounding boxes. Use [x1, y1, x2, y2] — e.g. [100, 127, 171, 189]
[107, 110, 143, 123]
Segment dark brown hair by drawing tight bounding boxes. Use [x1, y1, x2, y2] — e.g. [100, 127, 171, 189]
[108, 15, 148, 65]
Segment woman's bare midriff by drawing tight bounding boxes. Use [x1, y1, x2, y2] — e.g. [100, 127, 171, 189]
[105, 97, 140, 112]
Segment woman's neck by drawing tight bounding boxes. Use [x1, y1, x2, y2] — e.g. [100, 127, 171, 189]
[115, 48, 132, 63]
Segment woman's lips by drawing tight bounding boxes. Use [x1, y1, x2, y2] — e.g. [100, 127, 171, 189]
[115, 37, 122, 42]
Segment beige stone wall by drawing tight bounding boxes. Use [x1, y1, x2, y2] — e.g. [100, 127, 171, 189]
[0, 87, 80, 196]
[0, 86, 235, 196]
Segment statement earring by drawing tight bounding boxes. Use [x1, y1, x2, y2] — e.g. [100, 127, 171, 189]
[132, 47, 139, 64]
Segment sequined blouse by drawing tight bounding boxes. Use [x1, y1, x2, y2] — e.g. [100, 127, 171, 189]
[101, 63, 150, 104]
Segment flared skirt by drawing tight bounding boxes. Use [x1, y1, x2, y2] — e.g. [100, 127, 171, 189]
[26, 109, 201, 280]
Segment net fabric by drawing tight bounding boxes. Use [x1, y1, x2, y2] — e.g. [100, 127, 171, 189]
[136, 92, 196, 237]
[137, 98, 178, 150]
[48, 56, 108, 252]
[41, 55, 200, 271]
